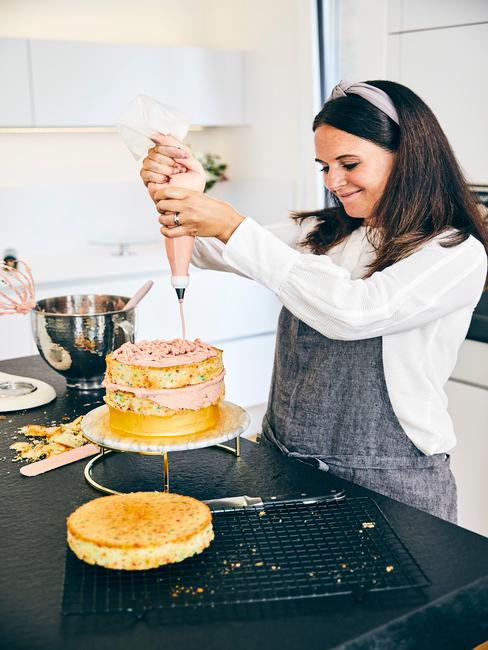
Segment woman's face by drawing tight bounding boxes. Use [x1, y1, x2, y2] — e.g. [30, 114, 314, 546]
[314, 124, 395, 221]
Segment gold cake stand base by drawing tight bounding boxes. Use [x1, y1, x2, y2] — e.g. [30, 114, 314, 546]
[81, 402, 249, 495]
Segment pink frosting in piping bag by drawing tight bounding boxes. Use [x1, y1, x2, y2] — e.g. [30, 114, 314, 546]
[150, 132, 206, 340]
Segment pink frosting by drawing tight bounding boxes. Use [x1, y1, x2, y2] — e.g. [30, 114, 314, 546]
[111, 338, 217, 367]
[105, 371, 225, 410]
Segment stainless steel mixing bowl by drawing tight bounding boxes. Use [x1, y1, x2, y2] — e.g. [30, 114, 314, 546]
[31, 294, 135, 390]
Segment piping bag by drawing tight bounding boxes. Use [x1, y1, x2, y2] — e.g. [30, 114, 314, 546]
[117, 95, 206, 339]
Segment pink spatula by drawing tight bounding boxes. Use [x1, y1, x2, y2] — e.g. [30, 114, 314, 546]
[20, 443, 99, 477]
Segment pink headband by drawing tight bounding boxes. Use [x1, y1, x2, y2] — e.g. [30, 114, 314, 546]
[327, 80, 400, 125]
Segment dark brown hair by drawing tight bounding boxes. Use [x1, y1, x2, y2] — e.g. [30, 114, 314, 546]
[295, 80, 488, 279]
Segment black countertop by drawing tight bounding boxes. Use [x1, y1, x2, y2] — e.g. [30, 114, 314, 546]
[1, 356, 488, 650]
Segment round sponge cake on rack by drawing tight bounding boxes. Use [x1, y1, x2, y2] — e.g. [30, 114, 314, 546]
[67, 491, 214, 570]
[103, 338, 225, 437]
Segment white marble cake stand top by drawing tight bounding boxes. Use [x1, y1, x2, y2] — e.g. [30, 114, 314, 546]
[81, 402, 249, 454]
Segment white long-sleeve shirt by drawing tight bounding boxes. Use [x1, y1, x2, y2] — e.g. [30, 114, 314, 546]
[191, 217, 487, 455]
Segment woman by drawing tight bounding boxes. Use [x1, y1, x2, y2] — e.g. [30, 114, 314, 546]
[140, 80, 488, 522]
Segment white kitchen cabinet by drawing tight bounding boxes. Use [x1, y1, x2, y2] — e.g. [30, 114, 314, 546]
[388, 0, 488, 32]
[0, 276, 151, 363]
[446, 378, 488, 538]
[0, 269, 280, 411]
[0, 269, 281, 359]
[387, 22, 488, 184]
[0, 39, 32, 126]
[446, 338, 488, 537]
[31, 268, 280, 344]
[217, 333, 276, 409]
[0, 313, 37, 359]
[29, 39, 245, 127]
[182, 270, 280, 343]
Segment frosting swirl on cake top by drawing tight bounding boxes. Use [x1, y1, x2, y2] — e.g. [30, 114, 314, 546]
[111, 338, 217, 367]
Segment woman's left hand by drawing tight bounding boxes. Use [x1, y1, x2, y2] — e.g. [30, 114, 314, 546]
[142, 133, 206, 200]
[154, 186, 245, 244]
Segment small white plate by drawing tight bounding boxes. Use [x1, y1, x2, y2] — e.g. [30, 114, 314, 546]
[0, 371, 56, 412]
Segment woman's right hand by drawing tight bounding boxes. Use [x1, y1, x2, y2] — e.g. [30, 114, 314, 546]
[140, 133, 206, 201]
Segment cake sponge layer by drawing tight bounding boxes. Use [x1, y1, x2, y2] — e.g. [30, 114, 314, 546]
[67, 525, 214, 570]
[108, 403, 219, 436]
[67, 492, 214, 570]
[105, 347, 223, 390]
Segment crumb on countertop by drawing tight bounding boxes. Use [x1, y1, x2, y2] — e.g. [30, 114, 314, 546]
[9, 415, 87, 463]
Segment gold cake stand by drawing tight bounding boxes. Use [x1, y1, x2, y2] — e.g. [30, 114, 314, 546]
[81, 401, 250, 495]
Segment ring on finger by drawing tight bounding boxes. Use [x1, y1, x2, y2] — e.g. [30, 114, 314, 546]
[173, 212, 180, 226]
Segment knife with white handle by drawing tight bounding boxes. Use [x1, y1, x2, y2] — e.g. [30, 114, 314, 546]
[19, 443, 100, 476]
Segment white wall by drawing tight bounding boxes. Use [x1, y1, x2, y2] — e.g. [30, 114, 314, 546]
[0, 0, 321, 259]
[0, 0, 213, 47]
[338, 0, 388, 81]
[338, 0, 488, 184]
[386, 1, 488, 184]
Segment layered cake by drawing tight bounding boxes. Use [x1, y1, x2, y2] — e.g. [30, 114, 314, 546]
[67, 491, 214, 570]
[103, 338, 225, 436]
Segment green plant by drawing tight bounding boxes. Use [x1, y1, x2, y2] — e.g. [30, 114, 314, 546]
[196, 152, 228, 192]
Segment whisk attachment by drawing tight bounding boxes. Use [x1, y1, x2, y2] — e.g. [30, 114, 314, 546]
[0, 260, 36, 315]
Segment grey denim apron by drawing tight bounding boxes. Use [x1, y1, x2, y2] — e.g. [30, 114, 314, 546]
[260, 307, 457, 522]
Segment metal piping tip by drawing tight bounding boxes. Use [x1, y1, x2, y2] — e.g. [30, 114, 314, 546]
[175, 287, 185, 300]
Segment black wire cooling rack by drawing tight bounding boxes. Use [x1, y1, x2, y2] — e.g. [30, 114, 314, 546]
[62, 496, 429, 616]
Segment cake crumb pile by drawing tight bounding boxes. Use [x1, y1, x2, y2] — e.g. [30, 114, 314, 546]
[9, 415, 87, 462]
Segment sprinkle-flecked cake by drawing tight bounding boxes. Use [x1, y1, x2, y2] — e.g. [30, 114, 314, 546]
[67, 492, 214, 570]
[103, 338, 225, 436]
